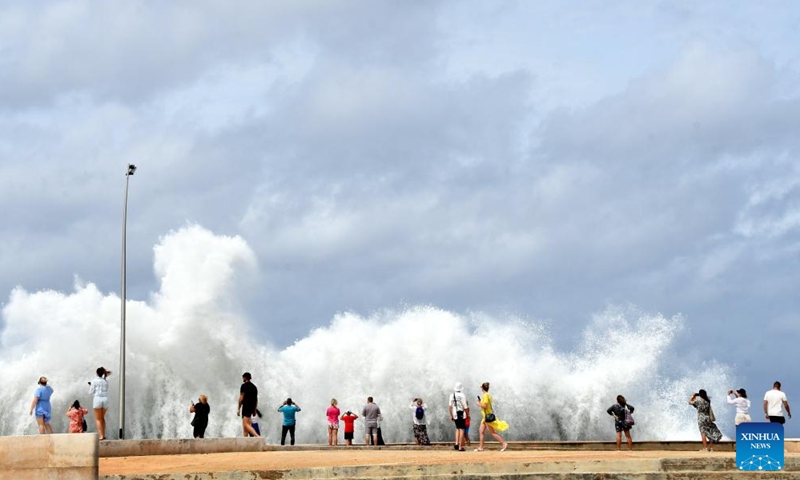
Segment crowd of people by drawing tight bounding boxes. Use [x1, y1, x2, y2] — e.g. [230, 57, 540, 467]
[27, 369, 792, 451]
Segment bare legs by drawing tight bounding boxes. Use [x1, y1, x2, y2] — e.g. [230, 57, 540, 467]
[700, 433, 713, 451]
[35, 416, 52, 434]
[616, 430, 633, 450]
[94, 408, 107, 440]
[328, 426, 338, 446]
[477, 422, 507, 451]
[242, 416, 260, 437]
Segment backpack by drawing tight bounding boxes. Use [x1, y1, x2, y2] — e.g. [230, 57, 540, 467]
[415, 406, 424, 420]
[624, 407, 634, 426]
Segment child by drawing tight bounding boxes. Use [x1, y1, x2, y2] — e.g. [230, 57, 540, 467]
[66, 400, 89, 433]
[340, 410, 359, 446]
[464, 411, 471, 446]
[250, 409, 263, 436]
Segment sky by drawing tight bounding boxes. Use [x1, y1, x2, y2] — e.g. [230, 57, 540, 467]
[1, 1, 800, 436]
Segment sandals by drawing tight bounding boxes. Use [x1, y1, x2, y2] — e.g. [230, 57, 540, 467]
[474, 448, 484, 452]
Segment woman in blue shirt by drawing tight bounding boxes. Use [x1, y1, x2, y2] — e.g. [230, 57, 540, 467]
[29, 376, 54, 434]
[278, 398, 302, 445]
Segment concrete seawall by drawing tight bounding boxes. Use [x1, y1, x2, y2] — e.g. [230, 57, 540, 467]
[0, 433, 97, 480]
[99, 436, 265, 457]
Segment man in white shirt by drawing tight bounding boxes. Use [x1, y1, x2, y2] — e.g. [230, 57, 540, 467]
[449, 382, 469, 451]
[764, 381, 792, 424]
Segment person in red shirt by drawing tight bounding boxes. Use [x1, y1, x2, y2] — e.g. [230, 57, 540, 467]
[340, 411, 359, 446]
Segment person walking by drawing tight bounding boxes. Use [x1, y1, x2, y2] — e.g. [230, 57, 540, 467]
[190, 394, 210, 438]
[727, 389, 751, 426]
[66, 400, 89, 433]
[29, 376, 54, 434]
[341, 410, 358, 446]
[362, 396, 381, 447]
[278, 398, 301, 445]
[690, 389, 722, 451]
[88, 367, 111, 440]
[237, 372, 260, 437]
[327, 399, 341, 446]
[474, 382, 509, 452]
[764, 381, 792, 424]
[409, 398, 431, 445]
[607, 395, 635, 451]
[449, 383, 469, 451]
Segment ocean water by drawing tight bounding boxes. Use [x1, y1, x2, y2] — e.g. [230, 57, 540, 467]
[0, 225, 733, 443]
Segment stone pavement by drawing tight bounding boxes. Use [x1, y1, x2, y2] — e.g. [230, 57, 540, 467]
[100, 445, 800, 479]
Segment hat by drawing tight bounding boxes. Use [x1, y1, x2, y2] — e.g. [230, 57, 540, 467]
[242, 372, 252, 380]
[454, 382, 463, 392]
[736, 388, 747, 396]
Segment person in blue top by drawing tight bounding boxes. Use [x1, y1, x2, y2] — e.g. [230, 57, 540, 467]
[277, 398, 302, 445]
[29, 376, 54, 434]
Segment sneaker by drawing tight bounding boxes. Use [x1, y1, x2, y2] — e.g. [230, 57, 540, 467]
[500, 443, 508, 452]
[454, 445, 459, 451]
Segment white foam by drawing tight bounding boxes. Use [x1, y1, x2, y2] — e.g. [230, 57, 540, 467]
[0, 225, 733, 442]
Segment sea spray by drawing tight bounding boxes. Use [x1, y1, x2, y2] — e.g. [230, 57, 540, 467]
[0, 225, 734, 442]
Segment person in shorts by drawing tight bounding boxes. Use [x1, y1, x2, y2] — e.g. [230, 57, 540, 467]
[449, 382, 469, 451]
[327, 399, 341, 446]
[764, 381, 792, 424]
[88, 367, 111, 440]
[341, 410, 358, 446]
[237, 372, 260, 437]
[362, 397, 381, 447]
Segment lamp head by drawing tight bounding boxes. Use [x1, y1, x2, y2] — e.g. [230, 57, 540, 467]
[127, 164, 137, 176]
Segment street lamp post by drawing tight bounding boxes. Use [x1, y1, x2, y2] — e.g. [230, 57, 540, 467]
[119, 163, 136, 440]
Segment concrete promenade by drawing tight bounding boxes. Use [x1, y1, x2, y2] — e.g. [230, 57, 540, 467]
[99, 441, 800, 479]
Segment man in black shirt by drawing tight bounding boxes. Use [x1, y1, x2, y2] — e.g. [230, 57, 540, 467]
[238, 372, 260, 437]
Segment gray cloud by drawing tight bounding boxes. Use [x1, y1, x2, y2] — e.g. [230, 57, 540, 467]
[1, 0, 799, 435]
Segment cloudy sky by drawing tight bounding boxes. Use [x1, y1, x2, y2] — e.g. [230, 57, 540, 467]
[1, 1, 799, 434]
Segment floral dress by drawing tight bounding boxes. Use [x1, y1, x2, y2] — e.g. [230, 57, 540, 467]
[690, 397, 722, 443]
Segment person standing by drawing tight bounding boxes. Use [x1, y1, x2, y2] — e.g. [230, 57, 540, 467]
[362, 396, 381, 447]
[250, 409, 263, 436]
[29, 376, 54, 434]
[237, 372, 260, 437]
[89, 367, 111, 440]
[190, 394, 210, 438]
[690, 389, 722, 451]
[727, 389, 751, 426]
[449, 383, 469, 451]
[327, 399, 341, 446]
[278, 398, 301, 445]
[475, 382, 509, 452]
[66, 400, 89, 433]
[409, 398, 431, 445]
[606, 395, 635, 451]
[341, 410, 358, 446]
[764, 381, 792, 424]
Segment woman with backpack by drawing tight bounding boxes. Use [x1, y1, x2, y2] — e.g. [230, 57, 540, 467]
[409, 398, 431, 445]
[607, 395, 635, 451]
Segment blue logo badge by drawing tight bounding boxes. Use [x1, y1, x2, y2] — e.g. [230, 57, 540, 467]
[736, 422, 784, 471]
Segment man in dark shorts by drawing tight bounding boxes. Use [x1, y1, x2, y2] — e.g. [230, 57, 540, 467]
[238, 372, 260, 437]
[449, 382, 469, 451]
[764, 381, 792, 424]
